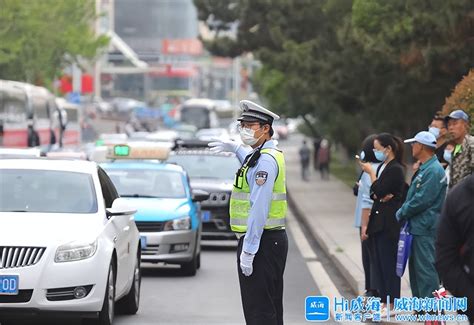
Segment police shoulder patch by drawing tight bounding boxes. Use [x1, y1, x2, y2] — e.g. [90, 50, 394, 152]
[255, 171, 268, 185]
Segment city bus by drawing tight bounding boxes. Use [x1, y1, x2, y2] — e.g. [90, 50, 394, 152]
[0, 80, 61, 149]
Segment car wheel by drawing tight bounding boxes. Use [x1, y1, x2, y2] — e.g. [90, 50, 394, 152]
[117, 252, 141, 314]
[196, 252, 201, 269]
[97, 262, 116, 325]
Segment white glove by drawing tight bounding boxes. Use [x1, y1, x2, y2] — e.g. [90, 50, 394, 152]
[240, 251, 255, 276]
[208, 138, 240, 153]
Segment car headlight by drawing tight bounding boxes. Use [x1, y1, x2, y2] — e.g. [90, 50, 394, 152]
[55, 240, 98, 263]
[164, 216, 191, 231]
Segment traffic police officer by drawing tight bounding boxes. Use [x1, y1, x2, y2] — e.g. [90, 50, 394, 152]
[209, 100, 288, 325]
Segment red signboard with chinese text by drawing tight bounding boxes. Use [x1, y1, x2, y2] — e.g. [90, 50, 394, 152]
[162, 39, 203, 55]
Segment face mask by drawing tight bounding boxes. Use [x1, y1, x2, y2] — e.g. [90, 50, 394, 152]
[443, 150, 452, 164]
[374, 149, 387, 162]
[428, 127, 441, 139]
[240, 127, 261, 146]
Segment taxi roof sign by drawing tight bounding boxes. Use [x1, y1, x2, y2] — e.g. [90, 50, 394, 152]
[107, 142, 170, 160]
[114, 145, 130, 156]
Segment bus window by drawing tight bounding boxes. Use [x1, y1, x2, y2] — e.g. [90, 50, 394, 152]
[32, 95, 49, 119]
[0, 82, 29, 147]
[1, 93, 27, 124]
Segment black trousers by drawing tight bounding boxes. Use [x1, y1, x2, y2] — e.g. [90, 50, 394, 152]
[237, 230, 288, 325]
[369, 231, 401, 303]
[359, 228, 373, 293]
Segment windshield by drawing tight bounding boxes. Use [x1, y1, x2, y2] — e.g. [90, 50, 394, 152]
[167, 154, 240, 180]
[104, 169, 186, 198]
[65, 107, 79, 123]
[181, 106, 210, 129]
[0, 169, 98, 213]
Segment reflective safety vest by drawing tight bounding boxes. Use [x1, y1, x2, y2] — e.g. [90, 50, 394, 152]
[229, 148, 287, 233]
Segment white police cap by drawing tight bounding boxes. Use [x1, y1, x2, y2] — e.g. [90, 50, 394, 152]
[238, 100, 280, 124]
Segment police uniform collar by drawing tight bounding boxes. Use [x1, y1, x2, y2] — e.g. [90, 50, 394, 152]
[249, 140, 277, 154]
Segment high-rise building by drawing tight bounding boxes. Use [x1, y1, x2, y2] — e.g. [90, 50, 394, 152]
[108, 0, 202, 102]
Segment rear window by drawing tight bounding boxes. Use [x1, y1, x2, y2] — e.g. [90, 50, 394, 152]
[0, 169, 98, 213]
[104, 168, 186, 199]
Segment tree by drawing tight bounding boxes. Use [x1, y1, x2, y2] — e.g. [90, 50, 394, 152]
[194, 0, 473, 154]
[0, 0, 108, 85]
[441, 69, 474, 133]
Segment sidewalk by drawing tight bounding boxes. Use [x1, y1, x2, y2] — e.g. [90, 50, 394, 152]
[282, 139, 411, 298]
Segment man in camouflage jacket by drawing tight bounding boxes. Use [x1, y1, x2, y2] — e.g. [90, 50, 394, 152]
[446, 110, 474, 189]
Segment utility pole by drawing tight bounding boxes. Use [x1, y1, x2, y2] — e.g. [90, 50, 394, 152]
[232, 56, 241, 120]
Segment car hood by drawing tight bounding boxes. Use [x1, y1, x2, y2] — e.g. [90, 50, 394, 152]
[190, 178, 233, 193]
[0, 212, 103, 247]
[122, 197, 191, 222]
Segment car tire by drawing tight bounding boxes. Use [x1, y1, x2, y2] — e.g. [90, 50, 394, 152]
[117, 252, 141, 314]
[196, 252, 201, 269]
[85, 262, 115, 325]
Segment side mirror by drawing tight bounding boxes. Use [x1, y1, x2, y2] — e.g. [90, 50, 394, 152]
[192, 189, 209, 202]
[106, 197, 137, 219]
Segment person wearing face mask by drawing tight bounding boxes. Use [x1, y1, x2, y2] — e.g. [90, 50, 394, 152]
[443, 141, 455, 187]
[428, 114, 449, 169]
[358, 133, 406, 314]
[208, 100, 288, 325]
[396, 131, 447, 300]
[353, 135, 380, 298]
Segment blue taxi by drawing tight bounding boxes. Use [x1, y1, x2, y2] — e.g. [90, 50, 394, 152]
[101, 144, 208, 276]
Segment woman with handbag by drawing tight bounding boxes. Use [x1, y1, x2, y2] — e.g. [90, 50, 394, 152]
[359, 133, 406, 313]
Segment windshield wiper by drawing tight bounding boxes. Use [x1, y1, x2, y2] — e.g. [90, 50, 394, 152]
[121, 194, 161, 198]
[4, 210, 28, 212]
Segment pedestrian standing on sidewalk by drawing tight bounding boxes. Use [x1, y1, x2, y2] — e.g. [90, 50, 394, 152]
[354, 135, 380, 298]
[445, 109, 474, 189]
[435, 175, 474, 324]
[318, 138, 330, 180]
[313, 137, 321, 171]
[443, 141, 456, 186]
[299, 139, 311, 181]
[428, 113, 450, 169]
[208, 100, 288, 325]
[359, 133, 406, 311]
[396, 131, 447, 299]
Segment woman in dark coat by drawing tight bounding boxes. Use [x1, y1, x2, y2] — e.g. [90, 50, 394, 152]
[359, 133, 406, 311]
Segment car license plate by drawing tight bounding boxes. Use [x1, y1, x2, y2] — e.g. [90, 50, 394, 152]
[140, 236, 147, 249]
[0, 275, 19, 295]
[202, 210, 211, 222]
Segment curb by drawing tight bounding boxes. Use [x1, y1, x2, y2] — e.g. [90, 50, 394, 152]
[287, 188, 364, 296]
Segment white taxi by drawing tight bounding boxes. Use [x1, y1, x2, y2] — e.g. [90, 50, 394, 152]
[0, 158, 141, 325]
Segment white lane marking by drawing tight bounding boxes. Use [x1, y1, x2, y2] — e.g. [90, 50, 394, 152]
[287, 210, 342, 320]
[286, 213, 317, 259]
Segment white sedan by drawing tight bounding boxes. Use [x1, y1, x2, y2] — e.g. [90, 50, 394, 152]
[0, 159, 141, 325]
